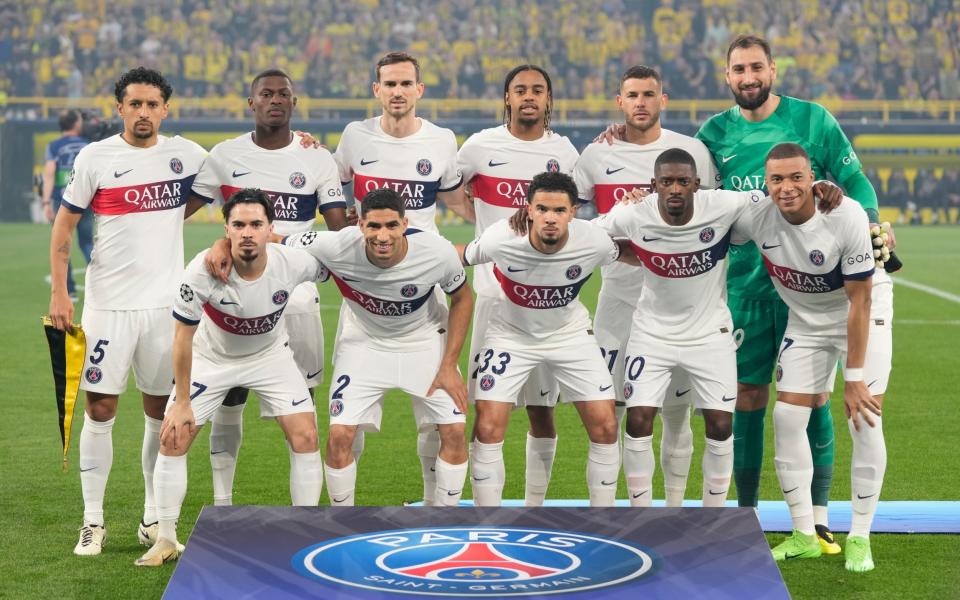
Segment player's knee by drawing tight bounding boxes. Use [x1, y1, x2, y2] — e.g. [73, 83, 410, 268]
[85, 393, 118, 422]
[326, 426, 355, 453]
[526, 406, 556, 438]
[625, 407, 655, 438]
[735, 383, 769, 411]
[703, 411, 732, 441]
[473, 419, 505, 444]
[588, 419, 619, 445]
[289, 429, 319, 453]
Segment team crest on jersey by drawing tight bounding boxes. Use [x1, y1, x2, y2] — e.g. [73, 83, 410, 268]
[546, 158, 560, 173]
[416, 158, 432, 176]
[85, 366, 103, 384]
[623, 381, 634, 399]
[180, 284, 194, 303]
[298, 231, 317, 246]
[776, 365, 783, 382]
[292, 526, 659, 596]
[809, 249, 825, 266]
[169, 158, 183, 174]
[68, 169, 76, 185]
[699, 227, 715, 243]
[400, 284, 418, 298]
[329, 400, 344, 417]
[479, 374, 495, 391]
[272, 290, 289, 305]
[566, 265, 582, 280]
[289, 172, 306, 189]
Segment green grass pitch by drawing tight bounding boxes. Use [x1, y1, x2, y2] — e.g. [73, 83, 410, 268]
[1, 222, 957, 599]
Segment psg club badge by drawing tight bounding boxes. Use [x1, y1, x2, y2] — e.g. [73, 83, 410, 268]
[623, 381, 634, 399]
[776, 365, 783, 382]
[479, 374, 495, 391]
[292, 526, 659, 597]
[85, 366, 103, 384]
[180, 284, 194, 303]
[169, 158, 183, 174]
[809, 249, 825, 266]
[699, 227, 715, 244]
[272, 290, 289, 305]
[416, 158, 433, 176]
[566, 265, 582, 280]
[401, 284, 418, 298]
[329, 400, 344, 417]
[289, 171, 306, 189]
[546, 158, 560, 173]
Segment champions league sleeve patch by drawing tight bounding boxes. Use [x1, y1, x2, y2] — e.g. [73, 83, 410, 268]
[180, 284, 195, 303]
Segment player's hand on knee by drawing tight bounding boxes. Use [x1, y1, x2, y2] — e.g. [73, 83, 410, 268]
[48, 292, 75, 332]
[592, 123, 625, 145]
[161, 402, 197, 450]
[509, 207, 530, 235]
[813, 181, 843, 213]
[844, 381, 879, 431]
[428, 364, 468, 415]
[205, 238, 233, 282]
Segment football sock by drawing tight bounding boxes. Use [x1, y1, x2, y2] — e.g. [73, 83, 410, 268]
[209, 403, 244, 506]
[470, 441, 505, 506]
[524, 433, 557, 506]
[733, 407, 766, 507]
[702, 436, 734, 507]
[325, 461, 356, 506]
[434, 457, 468, 506]
[587, 441, 620, 507]
[660, 403, 694, 506]
[418, 429, 440, 506]
[773, 403, 815, 535]
[289, 447, 323, 506]
[142, 415, 162, 524]
[351, 429, 365, 464]
[808, 400, 835, 516]
[154, 454, 187, 543]
[623, 433, 654, 507]
[848, 415, 886, 539]
[80, 413, 114, 526]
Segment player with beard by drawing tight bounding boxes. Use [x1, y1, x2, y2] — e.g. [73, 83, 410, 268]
[457, 65, 579, 506]
[697, 35, 892, 554]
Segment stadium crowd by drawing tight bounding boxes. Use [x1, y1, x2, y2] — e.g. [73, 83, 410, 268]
[1, 0, 958, 103]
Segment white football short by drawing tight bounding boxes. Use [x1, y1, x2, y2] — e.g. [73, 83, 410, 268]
[284, 281, 324, 388]
[471, 329, 615, 404]
[865, 271, 893, 395]
[469, 294, 559, 406]
[328, 335, 465, 433]
[166, 343, 315, 426]
[622, 331, 737, 412]
[79, 306, 174, 395]
[775, 331, 845, 394]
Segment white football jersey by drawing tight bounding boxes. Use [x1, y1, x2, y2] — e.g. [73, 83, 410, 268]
[191, 133, 345, 236]
[333, 117, 461, 233]
[284, 227, 466, 348]
[576, 130, 717, 306]
[63, 134, 206, 310]
[598, 189, 752, 344]
[173, 244, 327, 359]
[457, 125, 580, 296]
[464, 219, 619, 340]
[735, 197, 875, 335]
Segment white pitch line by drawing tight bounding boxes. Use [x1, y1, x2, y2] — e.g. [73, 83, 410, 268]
[893, 277, 960, 305]
[896, 319, 960, 326]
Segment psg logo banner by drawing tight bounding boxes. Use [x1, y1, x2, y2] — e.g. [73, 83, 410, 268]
[164, 506, 788, 599]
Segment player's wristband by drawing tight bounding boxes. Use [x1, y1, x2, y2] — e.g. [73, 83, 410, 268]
[844, 368, 864, 382]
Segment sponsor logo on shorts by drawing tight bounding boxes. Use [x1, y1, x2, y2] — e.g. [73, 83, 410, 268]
[330, 400, 344, 417]
[292, 526, 659, 596]
[479, 374, 495, 391]
[169, 158, 183, 174]
[809, 249, 825, 266]
[85, 366, 103, 384]
[699, 227, 715, 243]
[776, 365, 783, 382]
[272, 290, 289, 305]
[289, 172, 307, 189]
[546, 158, 560, 173]
[401, 284, 418, 298]
[623, 382, 634, 399]
[566, 265, 582, 280]
[416, 159, 433, 176]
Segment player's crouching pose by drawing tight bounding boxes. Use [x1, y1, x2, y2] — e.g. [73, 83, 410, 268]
[462, 172, 637, 507]
[285, 188, 473, 507]
[737, 144, 883, 571]
[136, 189, 328, 566]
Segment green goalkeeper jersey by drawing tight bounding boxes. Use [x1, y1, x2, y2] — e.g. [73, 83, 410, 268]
[696, 95, 868, 300]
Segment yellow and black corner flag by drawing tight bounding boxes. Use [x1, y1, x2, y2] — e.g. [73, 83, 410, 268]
[42, 317, 86, 471]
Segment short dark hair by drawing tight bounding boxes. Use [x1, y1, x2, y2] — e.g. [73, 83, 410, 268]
[527, 171, 578, 206]
[621, 65, 662, 87]
[58, 109, 81, 132]
[766, 142, 810, 164]
[222, 188, 275, 223]
[376, 52, 421, 82]
[726, 34, 773, 64]
[250, 69, 293, 94]
[503, 64, 553, 130]
[360, 188, 405, 218]
[654, 148, 698, 175]
[114, 67, 173, 103]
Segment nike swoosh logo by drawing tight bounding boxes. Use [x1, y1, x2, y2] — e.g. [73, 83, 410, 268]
[761, 242, 782, 250]
[867, 379, 878, 388]
[814, 440, 833, 449]
[472, 475, 490, 481]
[539, 390, 550, 397]
[632, 490, 648, 498]
[601, 480, 617, 486]
[722, 155, 737, 163]
[675, 389, 691, 397]
[599, 385, 612, 392]
[488, 160, 508, 167]
[232, 170, 251, 177]
[219, 299, 239, 305]
[506, 266, 527, 272]
[341, 275, 362, 282]
[857, 493, 877, 500]
[332, 495, 351, 503]
[430, 467, 436, 472]
[642, 236, 661, 242]
[210, 450, 226, 455]
[722, 396, 736, 402]
[453, 409, 464, 415]
[708, 489, 726, 495]
[114, 169, 133, 178]
[79, 466, 97, 472]
[782, 486, 799, 494]
[306, 370, 322, 379]
[447, 490, 461, 496]
[359, 158, 378, 166]
[292, 397, 310, 406]
[784, 552, 804, 560]
[605, 167, 625, 175]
